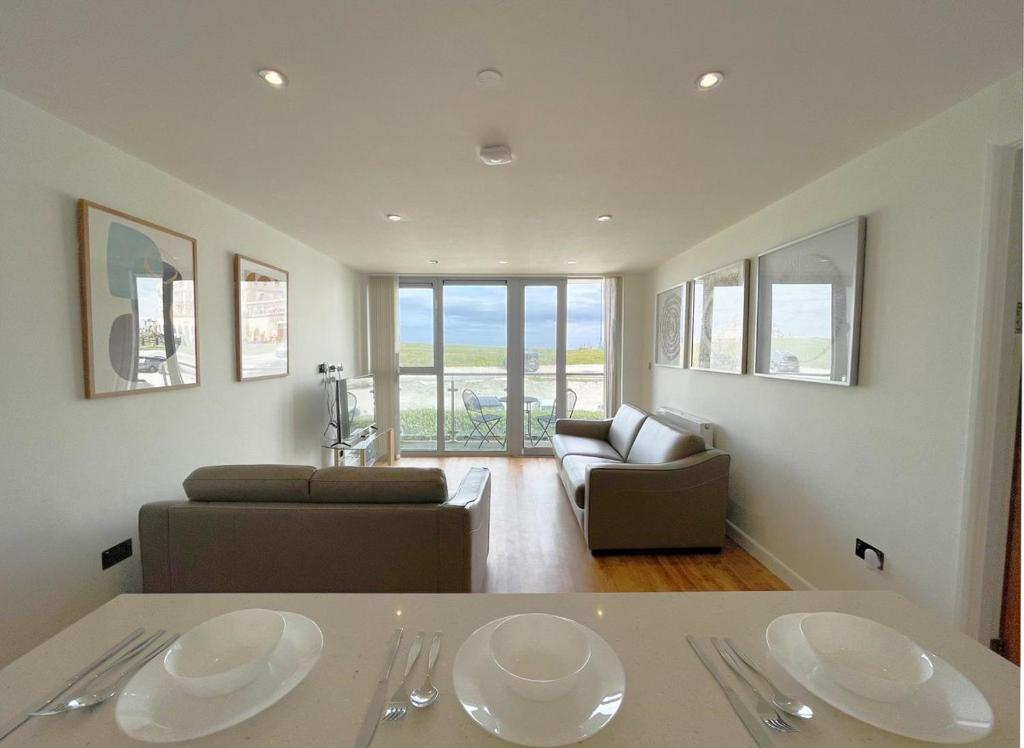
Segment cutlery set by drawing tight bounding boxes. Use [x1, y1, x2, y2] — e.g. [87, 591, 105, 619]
[0, 627, 178, 742]
[687, 634, 813, 745]
[356, 628, 443, 747]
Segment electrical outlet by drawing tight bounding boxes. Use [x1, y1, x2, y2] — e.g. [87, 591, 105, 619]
[855, 538, 884, 570]
[102, 539, 132, 570]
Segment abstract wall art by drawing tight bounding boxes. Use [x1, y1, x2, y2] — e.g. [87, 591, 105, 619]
[655, 282, 687, 368]
[235, 254, 289, 381]
[79, 201, 199, 398]
[754, 217, 865, 385]
[689, 259, 749, 374]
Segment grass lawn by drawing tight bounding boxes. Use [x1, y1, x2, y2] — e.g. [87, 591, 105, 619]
[400, 343, 603, 368]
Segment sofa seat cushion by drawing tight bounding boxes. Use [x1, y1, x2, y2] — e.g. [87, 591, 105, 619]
[552, 434, 624, 464]
[607, 404, 648, 458]
[562, 455, 620, 508]
[626, 418, 707, 464]
[310, 466, 448, 503]
[183, 465, 316, 502]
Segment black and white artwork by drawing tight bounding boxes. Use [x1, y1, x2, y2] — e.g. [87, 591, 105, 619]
[655, 282, 687, 368]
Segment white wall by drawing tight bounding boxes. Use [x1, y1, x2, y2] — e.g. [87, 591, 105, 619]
[0, 89, 362, 666]
[632, 73, 1021, 622]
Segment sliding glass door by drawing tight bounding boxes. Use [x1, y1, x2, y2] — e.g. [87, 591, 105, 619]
[443, 282, 508, 451]
[398, 276, 604, 455]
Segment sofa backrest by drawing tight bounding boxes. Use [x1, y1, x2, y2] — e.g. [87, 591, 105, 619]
[626, 417, 707, 464]
[183, 464, 315, 502]
[183, 464, 448, 504]
[608, 404, 649, 457]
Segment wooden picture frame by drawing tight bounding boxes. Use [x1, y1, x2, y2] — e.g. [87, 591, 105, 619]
[688, 259, 749, 374]
[654, 281, 688, 368]
[235, 254, 289, 381]
[79, 200, 200, 398]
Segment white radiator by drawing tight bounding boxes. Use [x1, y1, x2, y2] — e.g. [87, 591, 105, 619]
[655, 406, 715, 449]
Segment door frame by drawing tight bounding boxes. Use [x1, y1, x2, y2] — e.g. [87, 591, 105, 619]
[955, 143, 1023, 642]
[398, 275, 599, 457]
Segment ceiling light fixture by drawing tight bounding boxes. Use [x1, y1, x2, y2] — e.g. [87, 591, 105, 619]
[476, 68, 504, 87]
[596, 214, 613, 222]
[385, 213, 403, 222]
[696, 71, 724, 90]
[479, 144, 514, 166]
[428, 259, 439, 265]
[257, 68, 288, 88]
[567, 260, 578, 265]
[498, 260, 509, 264]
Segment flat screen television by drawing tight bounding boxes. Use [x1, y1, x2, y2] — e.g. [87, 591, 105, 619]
[331, 373, 376, 446]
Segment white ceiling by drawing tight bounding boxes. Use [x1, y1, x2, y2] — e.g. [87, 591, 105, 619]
[0, 1, 1020, 274]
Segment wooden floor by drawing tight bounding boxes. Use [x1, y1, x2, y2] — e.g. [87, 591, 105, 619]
[399, 455, 788, 593]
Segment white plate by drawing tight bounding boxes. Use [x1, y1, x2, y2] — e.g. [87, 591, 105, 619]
[767, 613, 993, 744]
[453, 616, 625, 747]
[115, 611, 323, 743]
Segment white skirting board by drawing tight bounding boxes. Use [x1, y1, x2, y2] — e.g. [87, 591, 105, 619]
[726, 521, 815, 591]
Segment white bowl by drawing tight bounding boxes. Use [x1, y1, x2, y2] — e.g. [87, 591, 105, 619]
[164, 609, 286, 698]
[799, 612, 934, 702]
[489, 614, 592, 702]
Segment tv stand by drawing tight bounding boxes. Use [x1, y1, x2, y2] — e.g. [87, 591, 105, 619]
[323, 427, 394, 467]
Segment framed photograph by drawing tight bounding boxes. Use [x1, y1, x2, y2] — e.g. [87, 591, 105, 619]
[688, 259, 749, 374]
[655, 282, 688, 368]
[753, 217, 865, 386]
[235, 254, 289, 381]
[79, 200, 199, 398]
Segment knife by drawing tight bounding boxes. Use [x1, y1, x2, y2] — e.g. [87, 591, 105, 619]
[686, 635, 777, 748]
[354, 628, 403, 748]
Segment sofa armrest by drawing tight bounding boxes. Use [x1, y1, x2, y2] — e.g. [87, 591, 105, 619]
[555, 418, 613, 440]
[439, 467, 492, 592]
[139, 501, 182, 593]
[582, 450, 731, 550]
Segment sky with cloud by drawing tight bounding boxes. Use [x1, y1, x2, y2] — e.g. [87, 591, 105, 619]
[400, 281, 604, 350]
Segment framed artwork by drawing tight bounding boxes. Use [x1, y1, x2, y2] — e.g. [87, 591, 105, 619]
[754, 217, 865, 386]
[655, 282, 688, 368]
[235, 254, 289, 381]
[688, 259, 749, 374]
[79, 200, 199, 398]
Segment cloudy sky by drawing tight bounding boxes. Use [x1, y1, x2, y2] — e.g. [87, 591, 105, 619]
[400, 281, 604, 350]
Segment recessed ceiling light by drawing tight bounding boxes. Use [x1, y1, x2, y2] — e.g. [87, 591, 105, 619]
[476, 68, 504, 87]
[596, 214, 613, 222]
[696, 71, 724, 90]
[428, 259, 439, 265]
[498, 260, 509, 264]
[567, 260, 578, 265]
[257, 68, 288, 88]
[385, 214, 403, 222]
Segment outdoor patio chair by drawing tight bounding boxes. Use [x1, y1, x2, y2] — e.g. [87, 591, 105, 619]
[534, 388, 578, 444]
[462, 388, 506, 448]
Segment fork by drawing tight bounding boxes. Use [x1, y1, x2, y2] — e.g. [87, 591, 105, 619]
[382, 631, 424, 722]
[31, 633, 179, 715]
[710, 637, 797, 733]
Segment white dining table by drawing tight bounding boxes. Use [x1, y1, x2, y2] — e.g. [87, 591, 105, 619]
[0, 591, 1017, 746]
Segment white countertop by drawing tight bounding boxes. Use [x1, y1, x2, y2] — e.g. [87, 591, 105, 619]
[0, 591, 1017, 746]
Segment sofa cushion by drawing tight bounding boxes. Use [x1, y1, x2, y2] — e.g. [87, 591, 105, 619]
[310, 467, 448, 504]
[562, 455, 620, 508]
[552, 434, 623, 464]
[626, 418, 707, 464]
[607, 404, 648, 458]
[183, 464, 315, 502]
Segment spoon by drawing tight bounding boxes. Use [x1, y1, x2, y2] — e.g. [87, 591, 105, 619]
[724, 637, 814, 719]
[31, 635, 179, 716]
[409, 632, 442, 709]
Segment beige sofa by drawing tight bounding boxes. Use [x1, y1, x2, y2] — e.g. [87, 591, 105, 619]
[139, 464, 490, 593]
[552, 404, 730, 551]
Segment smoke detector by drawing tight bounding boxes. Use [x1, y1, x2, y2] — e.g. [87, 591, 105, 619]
[479, 144, 514, 166]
